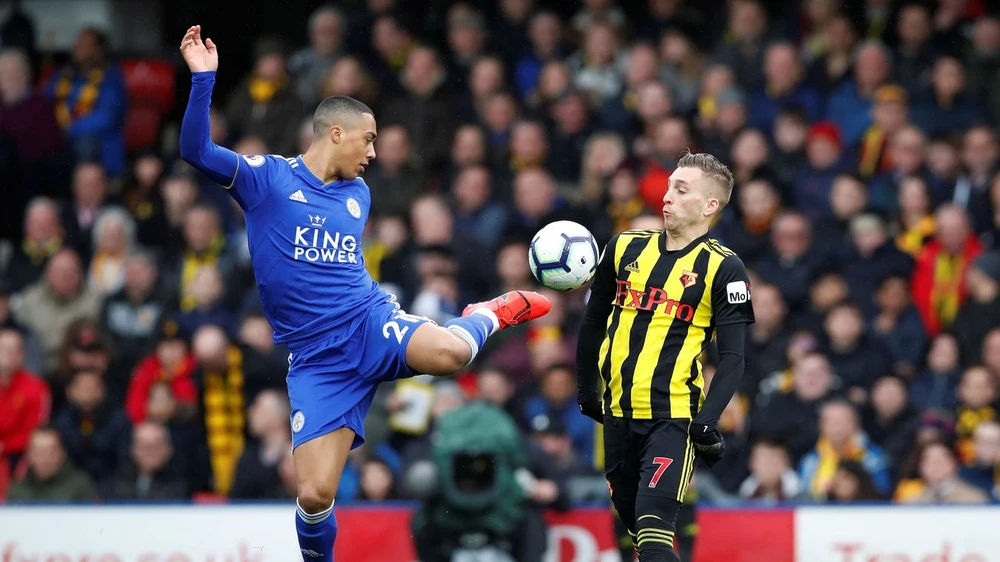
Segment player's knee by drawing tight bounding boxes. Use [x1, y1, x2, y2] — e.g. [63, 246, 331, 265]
[432, 336, 472, 375]
[634, 495, 681, 554]
[297, 481, 337, 514]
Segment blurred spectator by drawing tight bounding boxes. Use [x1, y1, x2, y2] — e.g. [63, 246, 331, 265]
[0, 0, 36, 56]
[124, 318, 197, 425]
[871, 274, 925, 379]
[167, 204, 237, 315]
[898, 441, 989, 504]
[522, 364, 595, 464]
[754, 212, 824, 313]
[176, 265, 237, 339]
[52, 369, 130, 489]
[770, 107, 809, 193]
[892, 4, 938, 96]
[0, 329, 49, 468]
[110, 421, 188, 500]
[224, 39, 302, 155]
[714, 179, 780, 265]
[910, 56, 986, 139]
[805, 14, 857, 94]
[825, 40, 891, 147]
[409, 194, 492, 304]
[954, 252, 1000, 366]
[959, 420, 1000, 498]
[598, 42, 661, 143]
[87, 207, 134, 297]
[893, 175, 937, 256]
[712, 0, 770, 93]
[238, 314, 287, 376]
[144, 381, 212, 494]
[800, 400, 891, 499]
[358, 457, 398, 501]
[0, 47, 64, 188]
[475, 367, 517, 420]
[863, 376, 920, 477]
[795, 272, 849, 339]
[6, 427, 97, 502]
[953, 127, 998, 235]
[159, 173, 199, 258]
[567, 21, 626, 107]
[753, 352, 837, 463]
[4, 197, 66, 292]
[230, 389, 292, 499]
[10, 248, 102, 374]
[99, 250, 163, 387]
[365, 124, 424, 217]
[738, 439, 802, 502]
[954, 366, 998, 466]
[383, 46, 455, 176]
[910, 205, 983, 336]
[522, 413, 579, 509]
[452, 165, 507, 250]
[547, 90, 593, 183]
[842, 213, 914, 316]
[747, 42, 823, 137]
[910, 334, 962, 412]
[570, 0, 626, 37]
[515, 10, 567, 100]
[965, 16, 1000, 126]
[44, 28, 126, 176]
[318, 55, 380, 114]
[869, 126, 934, 214]
[827, 459, 884, 502]
[822, 300, 891, 401]
[289, 5, 345, 106]
[814, 174, 867, 260]
[857, 85, 909, 181]
[744, 283, 791, 399]
[794, 121, 850, 221]
[191, 325, 275, 496]
[64, 161, 111, 261]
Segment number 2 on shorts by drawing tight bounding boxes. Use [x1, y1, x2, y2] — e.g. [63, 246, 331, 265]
[649, 456, 673, 488]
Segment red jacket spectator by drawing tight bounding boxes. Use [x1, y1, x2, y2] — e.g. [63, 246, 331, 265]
[912, 235, 984, 337]
[0, 368, 51, 461]
[125, 353, 198, 424]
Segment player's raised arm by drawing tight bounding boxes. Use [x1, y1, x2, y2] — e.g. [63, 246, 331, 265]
[576, 235, 619, 424]
[177, 26, 268, 210]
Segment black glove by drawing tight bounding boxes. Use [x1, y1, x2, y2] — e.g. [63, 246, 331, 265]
[578, 396, 604, 424]
[689, 423, 725, 466]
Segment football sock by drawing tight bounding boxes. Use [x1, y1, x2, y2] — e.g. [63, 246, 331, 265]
[445, 309, 498, 364]
[635, 514, 679, 562]
[296, 499, 337, 561]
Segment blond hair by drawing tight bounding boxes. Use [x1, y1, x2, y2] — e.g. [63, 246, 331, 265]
[677, 149, 735, 207]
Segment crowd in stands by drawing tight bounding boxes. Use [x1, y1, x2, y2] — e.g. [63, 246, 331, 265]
[1, 0, 999, 510]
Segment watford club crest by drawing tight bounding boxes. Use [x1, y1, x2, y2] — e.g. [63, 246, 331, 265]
[680, 270, 699, 288]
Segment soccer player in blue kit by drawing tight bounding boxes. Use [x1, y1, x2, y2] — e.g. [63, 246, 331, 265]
[178, 26, 552, 560]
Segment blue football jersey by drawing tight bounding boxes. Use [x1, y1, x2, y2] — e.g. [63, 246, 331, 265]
[226, 153, 382, 346]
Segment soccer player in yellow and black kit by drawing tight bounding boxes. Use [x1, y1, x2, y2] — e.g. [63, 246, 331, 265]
[576, 151, 754, 562]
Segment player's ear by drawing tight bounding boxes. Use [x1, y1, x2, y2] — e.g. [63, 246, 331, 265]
[704, 196, 720, 217]
[329, 125, 342, 144]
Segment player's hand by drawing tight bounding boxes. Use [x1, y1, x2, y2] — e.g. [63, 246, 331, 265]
[578, 396, 604, 424]
[689, 423, 725, 466]
[180, 25, 218, 73]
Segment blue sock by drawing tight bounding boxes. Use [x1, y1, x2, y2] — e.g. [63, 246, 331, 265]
[445, 309, 498, 363]
[296, 499, 337, 561]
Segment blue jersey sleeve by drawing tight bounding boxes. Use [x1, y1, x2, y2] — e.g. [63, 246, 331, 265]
[179, 71, 269, 210]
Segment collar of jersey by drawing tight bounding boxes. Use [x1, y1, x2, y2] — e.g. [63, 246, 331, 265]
[661, 231, 710, 254]
[294, 155, 346, 190]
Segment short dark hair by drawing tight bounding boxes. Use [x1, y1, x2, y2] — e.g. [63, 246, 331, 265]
[676, 149, 735, 206]
[312, 96, 374, 136]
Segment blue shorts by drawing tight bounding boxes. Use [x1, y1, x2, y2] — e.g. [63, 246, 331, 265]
[286, 296, 433, 450]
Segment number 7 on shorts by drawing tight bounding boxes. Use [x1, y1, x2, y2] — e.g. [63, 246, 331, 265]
[648, 456, 673, 488]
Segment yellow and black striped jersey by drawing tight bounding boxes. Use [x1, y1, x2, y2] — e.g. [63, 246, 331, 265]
[586, 229, 755, 420]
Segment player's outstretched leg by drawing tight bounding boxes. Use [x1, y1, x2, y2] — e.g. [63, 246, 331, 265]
[405, 290, 551, 375]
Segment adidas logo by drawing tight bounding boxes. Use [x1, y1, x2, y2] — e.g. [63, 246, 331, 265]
[289, 190, 308, 203]
[300, 549, 323, 558]
[625, 260, 640, 273]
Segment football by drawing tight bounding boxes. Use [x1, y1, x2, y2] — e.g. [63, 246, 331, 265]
[528, 221, 600, 291]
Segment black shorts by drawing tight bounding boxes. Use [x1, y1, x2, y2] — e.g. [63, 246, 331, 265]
[603, 416, 696, 503]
